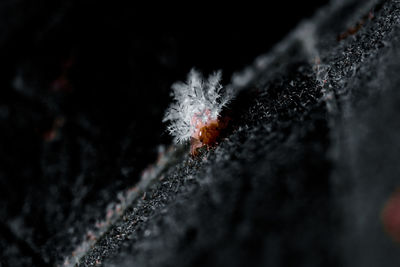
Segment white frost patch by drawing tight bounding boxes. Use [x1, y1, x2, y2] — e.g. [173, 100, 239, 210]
[163, 69, 234, 143]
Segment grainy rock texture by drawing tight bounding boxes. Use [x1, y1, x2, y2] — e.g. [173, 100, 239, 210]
[0, 1, 325, 266]
[80, 0, 400, 266]
[1, 0, 400, 267]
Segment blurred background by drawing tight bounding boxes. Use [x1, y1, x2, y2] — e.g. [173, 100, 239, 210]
[0, 1, 328, 266]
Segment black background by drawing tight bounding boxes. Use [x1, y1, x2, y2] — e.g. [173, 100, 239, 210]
[0, 1, 328, 265]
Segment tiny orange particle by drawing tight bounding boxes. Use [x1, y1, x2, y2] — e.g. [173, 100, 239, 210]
[190, 112, 229, 156]
[382, 189, 400, 243]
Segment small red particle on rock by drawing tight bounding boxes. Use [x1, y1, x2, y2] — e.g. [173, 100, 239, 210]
[42, 116, 65, 142]
[51, 76, 71, 92]
[189, 110, 230, 156]
[50, 57, 75, 92]
[43, 129, 57, 142]
[382, 189, 400, 243]
[86, 230, 96, 241]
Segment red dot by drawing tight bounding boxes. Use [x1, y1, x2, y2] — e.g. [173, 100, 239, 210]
[382, 189, 400, 243]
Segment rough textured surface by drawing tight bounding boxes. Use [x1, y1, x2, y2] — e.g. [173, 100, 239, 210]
[1, 0, 400, 266]
[79, 0, 400, 266]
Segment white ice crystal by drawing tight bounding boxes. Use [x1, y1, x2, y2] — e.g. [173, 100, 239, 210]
[163, 69, 232, 143]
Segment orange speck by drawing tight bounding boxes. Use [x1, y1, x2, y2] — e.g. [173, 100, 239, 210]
[190, 110, 229, 156]
[382, 189, 400, 243]
[43, 130, 57, 142]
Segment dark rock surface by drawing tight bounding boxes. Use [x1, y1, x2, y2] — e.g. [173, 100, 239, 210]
[81, 0, 400, 266]
[1, 0, 400, 266]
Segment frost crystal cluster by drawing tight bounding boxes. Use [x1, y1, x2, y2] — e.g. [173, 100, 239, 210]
[163, 69, 232, 143]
